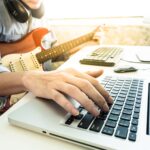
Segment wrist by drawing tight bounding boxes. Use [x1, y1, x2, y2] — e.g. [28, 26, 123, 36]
[21, 70, 45, 92]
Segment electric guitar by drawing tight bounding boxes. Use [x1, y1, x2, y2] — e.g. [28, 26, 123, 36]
[2, 27, 99, 72]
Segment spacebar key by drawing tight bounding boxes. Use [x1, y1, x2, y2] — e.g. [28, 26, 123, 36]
[78, 113, 94, 129]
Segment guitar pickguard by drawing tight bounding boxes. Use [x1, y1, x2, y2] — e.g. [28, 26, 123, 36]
[2, 47, 43, 72]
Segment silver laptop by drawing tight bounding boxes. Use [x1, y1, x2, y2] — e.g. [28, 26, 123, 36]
[8, 74, 150, 150]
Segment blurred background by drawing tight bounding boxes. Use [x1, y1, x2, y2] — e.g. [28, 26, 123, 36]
[41, 0, 150, 46]
[43, 0, 149, 19]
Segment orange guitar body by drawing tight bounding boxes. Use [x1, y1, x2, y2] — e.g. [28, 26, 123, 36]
[0, 27, 49, 57]
[31, 27, 49, 50]
[19, 27, 49, 52]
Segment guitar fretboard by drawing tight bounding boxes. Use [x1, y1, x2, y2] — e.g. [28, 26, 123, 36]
[36, 31, 94, 64]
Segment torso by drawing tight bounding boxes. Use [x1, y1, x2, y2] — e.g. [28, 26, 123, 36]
[0, 0, 51, 43]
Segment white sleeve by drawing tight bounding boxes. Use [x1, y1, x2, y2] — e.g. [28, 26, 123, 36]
[41, 30, 57, 49]
[0, 65, 10, 73]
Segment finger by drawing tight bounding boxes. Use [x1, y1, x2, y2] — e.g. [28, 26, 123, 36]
[50, 89, 79, 116]
[55, 82, 100, 116]
[65, 68, 113, 104]
[55, 74, 109, 113]
[83, 74, 113, 104]
[85, 69, 104, 78]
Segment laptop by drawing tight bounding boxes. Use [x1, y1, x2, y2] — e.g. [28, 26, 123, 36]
[8, 74, 150, 150]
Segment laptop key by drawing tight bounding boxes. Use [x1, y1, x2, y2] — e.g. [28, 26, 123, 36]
[115, 126, 128, 139]
[135, 103, 141, 108]
[119, 119, 130, 127]
[111, 109, 121, 115]
[127, 97, 135, 101]
[129, 132, 136, 141]
[102, 126, 114, 135]
[74, 114, 84, 120]
[99, 111, 108, 120]
[78, 113, 94, 129]
[133, 112, 139, 119]
[122, 109, 132, 115]
[136, 99, 141, 104]
[105, 120, 117, 128]
[124, 104, 133, 110]
[130, 125, 137, 133]
[132, 119, 138, 125]
[126, 100, 134, 106]
[89, 117, 104, 132]
[117, 97, 125, 102]
[108, 114, 119, 121]
[65, 116, 74, 125]
[136, 96, 142, 101]
[134, 107, 140, 112]
[120, 114, 131, 121]
[113, 104, 123, 110]
[115, 101, 124, 106]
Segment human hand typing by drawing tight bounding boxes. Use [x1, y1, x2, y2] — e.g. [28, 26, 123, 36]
[22, 68, 113, 116]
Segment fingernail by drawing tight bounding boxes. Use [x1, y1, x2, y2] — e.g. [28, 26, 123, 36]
[108, 95, 113, 104]
[93, 107, 100, 116]
[72, 109, 79, 116]
[103, 103, 109, 112]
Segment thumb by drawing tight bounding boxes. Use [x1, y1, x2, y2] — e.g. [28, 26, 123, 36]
[85, 69, 104, 78]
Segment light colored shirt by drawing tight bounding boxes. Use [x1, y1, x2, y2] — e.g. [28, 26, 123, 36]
[0, 0, 30, 42]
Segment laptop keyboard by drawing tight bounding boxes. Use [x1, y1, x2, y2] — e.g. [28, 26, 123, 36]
[65, 76, 143, 142]
[80, 47, 123, 66]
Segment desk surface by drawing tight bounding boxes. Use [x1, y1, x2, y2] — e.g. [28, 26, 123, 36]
[0, 45, 150, 150]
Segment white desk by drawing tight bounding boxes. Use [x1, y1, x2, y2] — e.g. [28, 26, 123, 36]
[0, 45, 150, 150]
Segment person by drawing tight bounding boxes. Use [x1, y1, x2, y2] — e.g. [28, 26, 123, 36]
[0, 0, 113, 116]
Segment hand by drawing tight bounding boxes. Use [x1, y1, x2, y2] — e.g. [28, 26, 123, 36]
[92, 25, 109, 44]
[22, 68, 113, 116]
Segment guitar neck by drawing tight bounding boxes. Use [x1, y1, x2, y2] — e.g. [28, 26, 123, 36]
[36, 31, 94, 64]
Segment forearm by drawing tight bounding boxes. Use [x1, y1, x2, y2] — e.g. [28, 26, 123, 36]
[0, 39, 35, 57]
[0, 42, 21, 57]
[0, 68, 112, 116]
[0, 72, 27, 96]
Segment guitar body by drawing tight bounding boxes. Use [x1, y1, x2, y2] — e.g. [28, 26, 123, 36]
[0, 28, 49, 58]
[2, 47, 43, 72]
